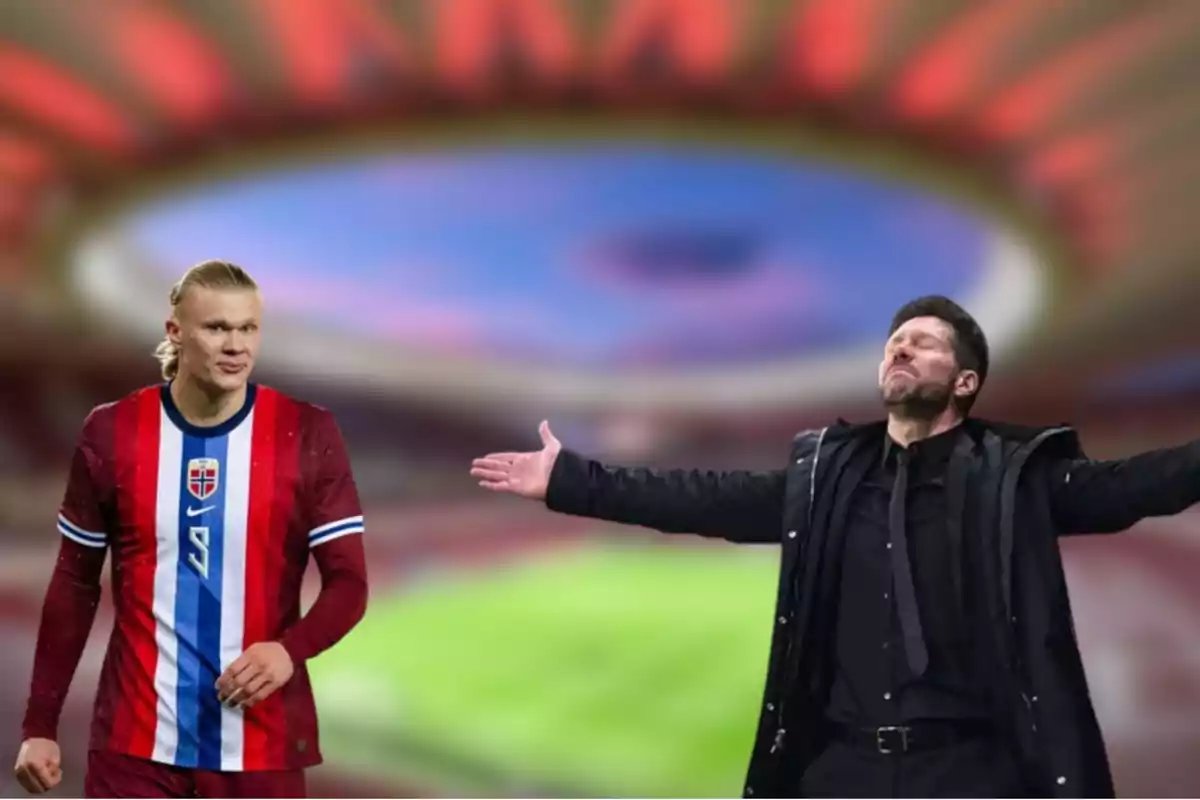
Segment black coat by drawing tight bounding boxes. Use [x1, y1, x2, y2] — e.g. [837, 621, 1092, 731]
[546, 417, 1200, 798]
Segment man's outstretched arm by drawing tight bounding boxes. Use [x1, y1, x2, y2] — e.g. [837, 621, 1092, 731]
[546, 448, 785, 543]
[1050, 438, 1200, 534]
[473, 421, 787, 544]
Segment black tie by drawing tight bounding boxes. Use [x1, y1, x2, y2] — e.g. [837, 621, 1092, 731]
[889, 449, 928, 676]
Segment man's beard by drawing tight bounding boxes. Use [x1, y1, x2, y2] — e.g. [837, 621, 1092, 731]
[880, 378, 955, 420]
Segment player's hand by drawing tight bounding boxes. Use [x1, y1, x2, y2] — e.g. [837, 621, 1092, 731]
[13, 738, 61, 794]
[471, 420, 562, 500]
[215, 641, 294, 710]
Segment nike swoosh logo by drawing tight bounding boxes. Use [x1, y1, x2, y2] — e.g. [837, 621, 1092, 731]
[186, 506, 216, 518]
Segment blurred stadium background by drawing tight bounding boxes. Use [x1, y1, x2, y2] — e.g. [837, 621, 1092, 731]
[1, 0, 1200, 796]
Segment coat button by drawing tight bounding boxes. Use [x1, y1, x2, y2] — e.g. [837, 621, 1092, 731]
[787, 530, 797, 539]
[778, 616, 787, 625]
[746, 787, 754, 796]
[1056, 776, 1066, 786]
[796, 457, 805, 464]
[766, 702, 775, 711]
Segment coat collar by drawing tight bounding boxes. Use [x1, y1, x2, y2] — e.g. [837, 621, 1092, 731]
[822, 416, 1083, 460]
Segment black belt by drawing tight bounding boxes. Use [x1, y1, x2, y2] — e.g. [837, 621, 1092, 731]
[831, 719, 993, 755]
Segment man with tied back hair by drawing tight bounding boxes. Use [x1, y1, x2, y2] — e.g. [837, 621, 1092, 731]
[15, 260, 368, 798]
[472, 294, 1200, 797]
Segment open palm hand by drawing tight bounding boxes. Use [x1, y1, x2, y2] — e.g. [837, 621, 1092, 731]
[470, 421, 562, 500]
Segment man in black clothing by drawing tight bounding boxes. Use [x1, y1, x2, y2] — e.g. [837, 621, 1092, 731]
[470, 295, 1200, 798]
[808, 426, 1028, 798]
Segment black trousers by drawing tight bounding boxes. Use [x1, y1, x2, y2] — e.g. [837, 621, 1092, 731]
[799, 738, 1030, 798]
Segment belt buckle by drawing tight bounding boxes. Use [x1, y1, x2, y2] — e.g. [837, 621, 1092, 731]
[875, 726, 910, 754]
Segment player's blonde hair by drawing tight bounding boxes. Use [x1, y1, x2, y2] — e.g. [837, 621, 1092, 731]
[155, 259, 259, 380]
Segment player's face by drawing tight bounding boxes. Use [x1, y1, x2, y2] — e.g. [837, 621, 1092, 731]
[169, 286, 262, 394]
[878, 316, 973, 415]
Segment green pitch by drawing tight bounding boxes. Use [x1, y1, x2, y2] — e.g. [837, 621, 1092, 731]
[310, 538, 780, 798]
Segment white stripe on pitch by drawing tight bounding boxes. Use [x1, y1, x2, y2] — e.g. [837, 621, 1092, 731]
[151, 409, 182, 765]
[219, 410, 252, 771]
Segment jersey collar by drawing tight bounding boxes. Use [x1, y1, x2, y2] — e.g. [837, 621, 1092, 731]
[160, 382, 258, 438]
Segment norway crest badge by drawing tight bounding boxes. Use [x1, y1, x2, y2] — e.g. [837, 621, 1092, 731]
[187, 458, 220, 501]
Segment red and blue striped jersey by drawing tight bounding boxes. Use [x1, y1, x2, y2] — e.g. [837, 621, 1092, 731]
[57, 383, 363, 771]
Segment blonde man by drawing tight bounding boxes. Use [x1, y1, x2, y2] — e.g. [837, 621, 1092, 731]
[14, 260, 368, 798]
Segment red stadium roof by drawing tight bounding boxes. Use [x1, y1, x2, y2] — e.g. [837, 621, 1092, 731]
[0, 0, 1196, 406]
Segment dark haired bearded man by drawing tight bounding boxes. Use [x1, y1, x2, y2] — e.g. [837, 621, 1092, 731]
[472, 295, 1200, 798]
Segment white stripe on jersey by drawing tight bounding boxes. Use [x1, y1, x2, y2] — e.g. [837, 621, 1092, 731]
[308, 514, 364, 539]
[151, 411, 183, 764]
[219, 411, 253, 771]
[308, 515, 365, 547]
[58, 514, 107, 548]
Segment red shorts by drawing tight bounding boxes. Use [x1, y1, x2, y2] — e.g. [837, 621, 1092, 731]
[84, 750, 307, 799]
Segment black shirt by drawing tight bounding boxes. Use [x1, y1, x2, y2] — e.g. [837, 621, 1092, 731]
[826, 425, 990, 725]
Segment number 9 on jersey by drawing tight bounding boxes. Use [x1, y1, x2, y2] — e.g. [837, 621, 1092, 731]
[188, 526, 210, 580]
